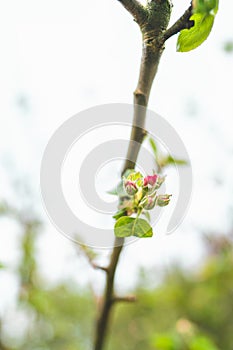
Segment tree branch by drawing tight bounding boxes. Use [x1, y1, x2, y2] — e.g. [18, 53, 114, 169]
[94, 2, 172, 349]
[163, 5, 194, 42]
[77, 245, 109, 273]
[93, 44, 164, 350]
[91, 263, 109, 273]
[123, 37, 164, 172]
[112, 295, 137, 303]
[117, 0, 147, 24]
[94, 237, 124, 350]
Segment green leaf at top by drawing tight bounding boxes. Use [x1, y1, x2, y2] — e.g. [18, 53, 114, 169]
[114, 216, 153, 238]
[177, 12, 215, 52]
[193, 0, 219, 15]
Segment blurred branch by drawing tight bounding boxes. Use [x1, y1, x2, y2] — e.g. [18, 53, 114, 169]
[78, 245, 109, 273]
[164, 5, 194, 41]
[0, 342, 10, 350]
[112, 295, 136, 303]
[92, 264, 109, 273]
[0, 321, 10, 350]
[94, 238, 124, 350]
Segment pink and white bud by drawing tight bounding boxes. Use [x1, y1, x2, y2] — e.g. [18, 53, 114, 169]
[140, 195, 156, 210]
[143, 174, 158, 187]
[124, 180, 138, 196]
[156, 194, 172, 207]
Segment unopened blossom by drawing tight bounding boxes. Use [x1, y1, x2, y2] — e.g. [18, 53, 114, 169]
[156, 194, 172, 207]
[140, 195, 156, 210]
[143, 174, 158, 187]
[124, 180, 138, 196]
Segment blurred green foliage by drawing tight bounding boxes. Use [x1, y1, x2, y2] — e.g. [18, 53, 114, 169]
[0, 204, 233, 350]
[110, 236, 233, 350]
[223, 41, 233, 53]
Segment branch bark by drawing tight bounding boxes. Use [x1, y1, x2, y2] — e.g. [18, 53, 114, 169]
[112, 295, 137, 303]
[123, 34, 164, 171]
[94, 2, 172, 350]
[94, 237, 124, 350]
[163, 5, 194, 42]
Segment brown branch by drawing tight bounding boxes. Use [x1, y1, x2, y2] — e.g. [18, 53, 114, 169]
[117, 0, 147, 24]
[91, 263, 109, 273]
[112, 295, 137, 303]
[77, 245, 109, 273]
[94, 237, 124, 350]
[94, 2, 172, 350]
[93, 38, 163, 346]
[123, 36, 164, 172]
[0, 322, 10, 350]
[163, 5, 194, 42]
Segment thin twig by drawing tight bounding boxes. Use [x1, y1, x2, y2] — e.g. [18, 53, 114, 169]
[112, 295, 137, 303]
[163, 5, 194, 42]
[91, 263, 109, 273]
[78, 245, 109, 273]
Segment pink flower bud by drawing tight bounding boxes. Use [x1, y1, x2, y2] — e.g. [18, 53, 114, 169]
[140, 195, 156, 210]
[143, 174, 158, 187]
[156, 194, 172, 207]
[124, 180, 138, 196]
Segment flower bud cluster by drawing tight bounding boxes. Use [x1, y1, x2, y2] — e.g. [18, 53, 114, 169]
[122, 171, 171, 214]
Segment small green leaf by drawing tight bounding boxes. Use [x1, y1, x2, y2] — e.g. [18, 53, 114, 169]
[162, 155, 188, 167]
[113, 209, 126, 220]
[107, 188, 118, 196]
[177, 12, 215, 52]
[149, 138, 158, 157]
[193, 0, 219, 15]
[172, 158, 188, 166]
[107, 181, 126, 197]
[114, 216, 153, 238]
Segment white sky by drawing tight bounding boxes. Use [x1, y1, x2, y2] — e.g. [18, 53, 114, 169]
[0, 0, 233, 311]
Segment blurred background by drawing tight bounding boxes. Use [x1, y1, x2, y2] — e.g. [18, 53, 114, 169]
[0, 0, 233, 349]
